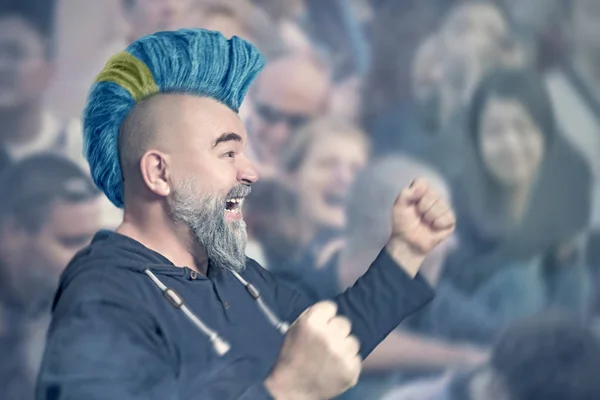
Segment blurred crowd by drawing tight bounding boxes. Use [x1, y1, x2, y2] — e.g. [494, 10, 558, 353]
[3, 0, 600, 399]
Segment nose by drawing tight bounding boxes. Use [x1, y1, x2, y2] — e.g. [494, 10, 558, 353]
[237, 155, 259, 185]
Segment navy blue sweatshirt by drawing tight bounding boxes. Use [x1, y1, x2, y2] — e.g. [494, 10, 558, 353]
[36, 231, 433, 400]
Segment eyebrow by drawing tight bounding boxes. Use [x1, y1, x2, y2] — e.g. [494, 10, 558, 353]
[213, 132, 242, 148]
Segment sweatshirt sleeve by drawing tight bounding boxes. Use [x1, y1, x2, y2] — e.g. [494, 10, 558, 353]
[35, 299, 274, 400]
[270, 248, 435, 358]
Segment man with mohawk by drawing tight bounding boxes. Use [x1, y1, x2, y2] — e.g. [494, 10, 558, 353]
[36, 29, 456, 400]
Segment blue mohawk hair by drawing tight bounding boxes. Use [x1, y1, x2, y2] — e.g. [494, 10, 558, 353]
[83, 29, 265, 208]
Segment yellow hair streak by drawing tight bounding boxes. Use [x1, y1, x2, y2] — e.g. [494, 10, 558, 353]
[95, 52, 159, 102]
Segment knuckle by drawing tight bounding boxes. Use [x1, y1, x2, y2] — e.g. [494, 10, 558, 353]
[348, 335, 360, 352]
[334, 315, 352, 329]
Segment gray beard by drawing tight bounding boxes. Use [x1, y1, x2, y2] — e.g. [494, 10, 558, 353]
[167, 178, 248, 272]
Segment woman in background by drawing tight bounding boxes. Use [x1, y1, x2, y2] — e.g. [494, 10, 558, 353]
[443, 67, 593, 324]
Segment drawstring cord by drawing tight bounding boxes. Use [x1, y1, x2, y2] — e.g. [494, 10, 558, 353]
[230, 270, 290, 335]
[144, 268, 289, 356]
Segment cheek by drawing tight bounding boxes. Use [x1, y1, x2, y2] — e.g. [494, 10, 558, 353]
[19, 61, 50, 95]
[35, 239, 76, 273]
[480, 138, 500, 166]
[298, 168, 331, 203]
[525, 137, 545, 169]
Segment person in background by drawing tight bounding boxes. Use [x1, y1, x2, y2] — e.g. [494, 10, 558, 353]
[243, 179, 300, 269]
[121, 0, 194, 42]
[0, 154, 101, 400]
[437, 0, 509, 119]
[498, 0, 567, 69]
[384, 314, 600, 400]
[245, 52, 332, 177]
[362, 0, 447, 131]
[47, 0, 194, 120]
[443, 67, 592, 324]
[251, 0, 312, 53]
[0, 0, 80, 164]
[338, 154, 492, 400]
[370, 34, 445, 158]
[267, 118, 370, 300]
[546, 0, 600, 229]
[189, 0, 285, 58]
[370, 2, 520, 183]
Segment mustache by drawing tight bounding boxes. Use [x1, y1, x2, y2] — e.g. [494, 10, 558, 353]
[226, 184, 251, 199]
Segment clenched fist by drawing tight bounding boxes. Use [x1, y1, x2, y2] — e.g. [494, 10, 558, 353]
[386, 177, 456, 277]
[266, 301, 362, 400]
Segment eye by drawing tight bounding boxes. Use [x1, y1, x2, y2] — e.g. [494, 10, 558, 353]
[223, 151, 235, 158]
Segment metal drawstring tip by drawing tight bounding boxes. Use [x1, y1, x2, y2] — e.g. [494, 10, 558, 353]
[278, 322, 290, 335]
[212, 335, 231, 356]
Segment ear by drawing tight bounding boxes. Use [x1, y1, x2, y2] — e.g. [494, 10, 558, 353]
[139, 150, 172, 198]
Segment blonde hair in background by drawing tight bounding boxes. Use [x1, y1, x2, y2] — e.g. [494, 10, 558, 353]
[279, 117, 370, 174]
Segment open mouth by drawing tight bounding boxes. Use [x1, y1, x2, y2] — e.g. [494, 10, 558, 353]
[323, 193, 346, 208]
[225, 197, 245, 214]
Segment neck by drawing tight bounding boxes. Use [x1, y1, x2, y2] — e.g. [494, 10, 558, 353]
[0, 103, 44, 147]
[117, 203, 209, 275]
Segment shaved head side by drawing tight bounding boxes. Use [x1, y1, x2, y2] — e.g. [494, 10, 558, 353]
[119, 96, 158, 179]
[118, 94, 183, 180]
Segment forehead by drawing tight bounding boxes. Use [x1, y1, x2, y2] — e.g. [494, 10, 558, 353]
[305, 133, 367, 161]
[445, 3, 504, 31]
[169, 95, 247, 144]
[483, 97, 528, 118]
[254, 58, 330, 113]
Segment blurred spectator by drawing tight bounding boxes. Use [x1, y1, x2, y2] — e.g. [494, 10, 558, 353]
[244, 179, 300, 269]
[189, 0, 285, 57]
[251, 0, 312, 53]
[370, 2, 522, 183]
[0, 154, 101, 400]
[245, 52, 332, 177]
[546, 0, 600, 229]
[121, 0, 194, 41]
[384, 314, 600, 400]
[363, 0, 447, 130]
[443, 68, 592, 324]
[47, 0, 195, 120]
[370, 34, 445, 158]
[46, 0, 128, 120]
[302, 1, 369, 124]
[304, 0, 369, 82]
[339, 154, 493, 400]
[437, 1, 509, 122]
[497, 0, 567, 69]
[0, 0, 81, 164]
[266, 117, 369, 299]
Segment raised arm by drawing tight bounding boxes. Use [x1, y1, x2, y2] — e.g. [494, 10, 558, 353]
[263, 178, 457, 399]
